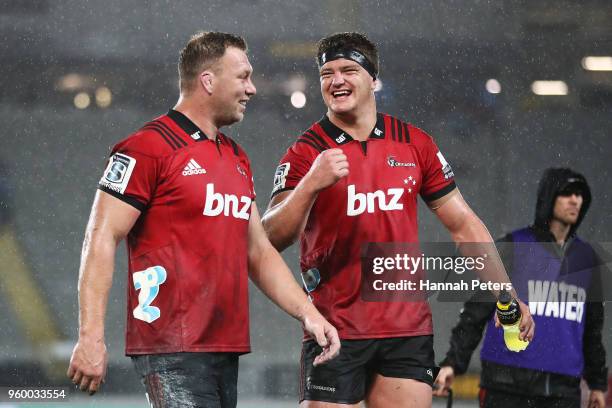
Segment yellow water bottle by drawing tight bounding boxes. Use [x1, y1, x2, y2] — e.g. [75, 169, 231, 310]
[496, 290, 529, 352]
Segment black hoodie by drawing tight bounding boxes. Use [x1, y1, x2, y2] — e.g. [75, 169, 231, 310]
[440, 168, 608, 396]
[534, 167, 592, 239]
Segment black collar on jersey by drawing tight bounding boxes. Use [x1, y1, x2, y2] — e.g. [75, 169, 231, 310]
[167, 109, 215, 142]
[318, 113, 386, 145]
[318, 48, 377, 79]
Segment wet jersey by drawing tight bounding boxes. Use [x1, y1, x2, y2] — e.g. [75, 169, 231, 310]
[271, 113, 456, 339]
[98, 109, 255, 355]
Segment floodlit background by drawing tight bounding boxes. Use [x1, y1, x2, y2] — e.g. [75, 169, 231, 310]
[0, 1, 611, 407]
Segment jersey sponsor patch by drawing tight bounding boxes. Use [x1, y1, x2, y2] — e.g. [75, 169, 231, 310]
[436, 151, 454, 180]
[203, 183, 252, 220]
[272, 163, 291, 194]
[347, 184, 404, 216]
[99, 153, 137, 194]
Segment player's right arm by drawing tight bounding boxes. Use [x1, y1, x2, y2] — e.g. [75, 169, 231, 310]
[67, 191, 140, 395]
[262, 148, 348, 251]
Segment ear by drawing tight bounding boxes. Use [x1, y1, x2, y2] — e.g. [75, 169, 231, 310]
[371, 78, 378, 92]
[200, 71, 214, 95]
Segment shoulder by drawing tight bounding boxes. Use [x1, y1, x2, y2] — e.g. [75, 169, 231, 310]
[292, 124, 331, 154]
[495, 231, 516, 244]
[219, 133, 250, 160]
[381, 113, 435, 147]
[570, 236, 596, 254]
[111, 115, 187, 158]
[281, 124, 329, 161]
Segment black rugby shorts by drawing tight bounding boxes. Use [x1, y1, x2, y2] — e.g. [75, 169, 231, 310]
[300, 335, 436, 404]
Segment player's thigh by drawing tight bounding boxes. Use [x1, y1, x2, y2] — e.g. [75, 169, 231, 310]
[365, 374, 432, 408]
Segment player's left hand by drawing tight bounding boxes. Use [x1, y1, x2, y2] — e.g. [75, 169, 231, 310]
[494, 298, 535, 342]
[67, 336, 108, 395]
[588, 390, 605, 408]
[302, 312, 341, 366]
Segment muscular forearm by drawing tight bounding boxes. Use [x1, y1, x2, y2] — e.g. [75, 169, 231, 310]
[444, 208, 513, 297]
[77, 231, 118, 339]
[262, 179, 320, 251]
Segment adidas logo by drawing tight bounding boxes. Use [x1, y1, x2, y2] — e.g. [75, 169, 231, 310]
[182, 159, 206, 176]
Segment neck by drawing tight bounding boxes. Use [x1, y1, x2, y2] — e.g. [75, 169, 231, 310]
[174, 94, 219, 140]
[327, 98, 377, 141]
[548, 219, 571, 245]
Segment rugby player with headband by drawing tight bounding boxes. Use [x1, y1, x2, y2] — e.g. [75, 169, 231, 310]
[263, 32, 535, 408]
[318, 48, 378, 79]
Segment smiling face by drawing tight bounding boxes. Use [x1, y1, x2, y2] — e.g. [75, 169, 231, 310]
[319, 58, 376, 116]
[208, 47, 256, 126]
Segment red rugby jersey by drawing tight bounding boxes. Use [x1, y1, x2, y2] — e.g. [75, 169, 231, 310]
[271, 113, 456, 339]
[98, 109, 255, 355]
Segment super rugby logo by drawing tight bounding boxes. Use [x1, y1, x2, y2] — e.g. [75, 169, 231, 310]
[347, 184, 404, 216]
[387, 156, 416, 168]
[99, 153, 136, 194]
[272, 163, 290, 194]
[436, 151, 454, 180]
[203, 183, 251, 220]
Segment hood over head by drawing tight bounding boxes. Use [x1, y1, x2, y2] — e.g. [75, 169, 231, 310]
[534, 167, 591, 237]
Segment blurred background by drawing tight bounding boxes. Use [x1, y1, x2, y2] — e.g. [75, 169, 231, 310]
[0, 0, 611, 406]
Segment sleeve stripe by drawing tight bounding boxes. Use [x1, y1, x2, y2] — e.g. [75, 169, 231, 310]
[97, 185, 146, 211]
[270, 186, 295, 199]
[148, 121, 188, 148]
[399, 121, 406, 143]
[228, 138, 240, 156]
[403, 122, 411, 143]
[296, 139, 324, 153]
[153, 120, 188, 147]
[393, 118, 400, 142]
[299, 134, 326, 151]
[304, 130, 330, 149]
[143, 124, 180, 150]
[422, 181, 457, 203]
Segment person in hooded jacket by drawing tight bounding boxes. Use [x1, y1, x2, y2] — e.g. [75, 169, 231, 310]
[433, 168, 608, 408]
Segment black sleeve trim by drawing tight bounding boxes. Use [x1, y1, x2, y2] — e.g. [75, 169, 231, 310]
[270, 186, 295, 199]
[422, 181, 457, 202]
[98, 185, 146, 212]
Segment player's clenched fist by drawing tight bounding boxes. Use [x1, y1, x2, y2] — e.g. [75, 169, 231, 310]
[304, 148, 349, 192]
